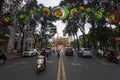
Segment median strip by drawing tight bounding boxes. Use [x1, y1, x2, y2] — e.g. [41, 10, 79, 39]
[57, 53, 67, 80]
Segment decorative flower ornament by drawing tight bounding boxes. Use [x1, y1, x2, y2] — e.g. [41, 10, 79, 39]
[4, 17, 10, 22]
[34, 6, 42, 20]
[29, 9, 34, 14]
[86, 8, 91, 13]
[94, 11, 103, 19]
[37, 8, 42, 12]
[100, 8, 105, 12]
[0, 12, 13, 27]
[52, 6, 69, 19]
[16, 11, 27, 24]
[42, 7, 50, 16]
[70, 8, 78, 17]
[106, 9, 119, 24]
[19, 14, 26, 19]
[79, 12, 87, 19]
[79, 6, 84, 11]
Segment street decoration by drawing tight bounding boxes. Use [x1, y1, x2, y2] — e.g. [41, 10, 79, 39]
[100, 8, 105, 12]
[34, 6, 42, 20]
[0, 12, 13, 27]
[0, 2, 120, 27]
[42, 7, 51, 16]
[79, 12, 87, 20]
[94, 10, 103, 20]
[70, 8, 78, 17]
[52, 6, 69, 20]
[106, 9, 119, 24]
[16, 11, 27, 24]
[79, 6, 84, 11]
[86, 8, 91, 13]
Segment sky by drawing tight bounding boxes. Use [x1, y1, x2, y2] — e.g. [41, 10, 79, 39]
[37, 0, 66, 38]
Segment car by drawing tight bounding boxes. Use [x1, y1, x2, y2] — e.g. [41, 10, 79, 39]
[22, 49, 36, 57]
[65, 48, 74, 56]
[78, 48, 92, 58]
[0, 50, 7, 64]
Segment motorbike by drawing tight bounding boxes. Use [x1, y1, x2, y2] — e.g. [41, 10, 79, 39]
[106, 53, 119, 64]
[36, 55, 46, 74]
[57, 53, 60, 58]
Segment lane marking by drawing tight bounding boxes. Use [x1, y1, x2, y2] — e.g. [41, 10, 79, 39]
[61, 56, 67, 80]
[57, 58, 61, 80]
[57, 53, 67, 80]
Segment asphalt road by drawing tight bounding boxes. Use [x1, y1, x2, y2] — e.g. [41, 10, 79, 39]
[0, 52, 120, 80]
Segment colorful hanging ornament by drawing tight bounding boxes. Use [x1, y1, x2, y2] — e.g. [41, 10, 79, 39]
[52, 6, 69, 20]
[42, 7, 51, 16]
[70, 8, 78, 17]
[79, 6, 84, 11]
[34, 6, 42, 20]
[94, 11, 103, 20]
[0, 12, 13, 27]
[100, 8, 105, 12]
[29, 9, 35, 15]
[86, 8, 91, 13]
[79, 12, 87, 19]
[16, 11, 27, 24]
[106, 9, 119, 24]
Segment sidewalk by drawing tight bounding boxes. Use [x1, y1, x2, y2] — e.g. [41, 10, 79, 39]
[7, 53, 22, 59]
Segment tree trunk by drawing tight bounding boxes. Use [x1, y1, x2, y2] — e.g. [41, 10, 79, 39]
[76, 33, 80, 50]
[0, 0, 4, 15]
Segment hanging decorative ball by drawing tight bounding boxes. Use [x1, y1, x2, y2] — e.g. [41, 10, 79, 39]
[86, 8, 91, 13]
[106, 13, 115, 22]
[52, 6, 69, 19]
[19, 14, 25, 19]
[0, 12, 13, 27]
[80, 12, 87, 19]
[79, 6, 84, 11]
[4, 17, 10, 22]
[106, 9, 119, 24]
[42, 7, 50, 16]
[54, 10, 63, 17]
[100, 8, 105, 12]
[94, 11, 102, 19]
[34, 14, 38, 20]
[70, 8, 78, 17]
[29, 9, 34, 14]
[52, 7, 64, 18]
[37, 8, 42, 12]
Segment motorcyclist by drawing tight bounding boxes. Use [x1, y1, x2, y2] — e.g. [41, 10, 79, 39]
[39, 49, 46, 66]
[57, 53, 60, 58]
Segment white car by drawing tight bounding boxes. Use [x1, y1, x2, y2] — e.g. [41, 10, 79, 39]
[79, 48, 92, 58]
[22, 49, 36, 57]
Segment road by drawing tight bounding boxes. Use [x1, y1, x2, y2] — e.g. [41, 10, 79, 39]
[0, 52, 120, 80]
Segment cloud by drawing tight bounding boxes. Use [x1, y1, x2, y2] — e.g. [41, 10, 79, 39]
[37, 0, 61, 7]
[53, 20, 66, 37]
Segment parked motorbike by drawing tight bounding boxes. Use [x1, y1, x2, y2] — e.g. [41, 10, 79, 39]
[106, 53, 119, 64]
[36, 55, 46, 74]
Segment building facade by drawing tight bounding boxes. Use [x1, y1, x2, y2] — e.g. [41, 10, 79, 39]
[52, 37, 70, 50]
